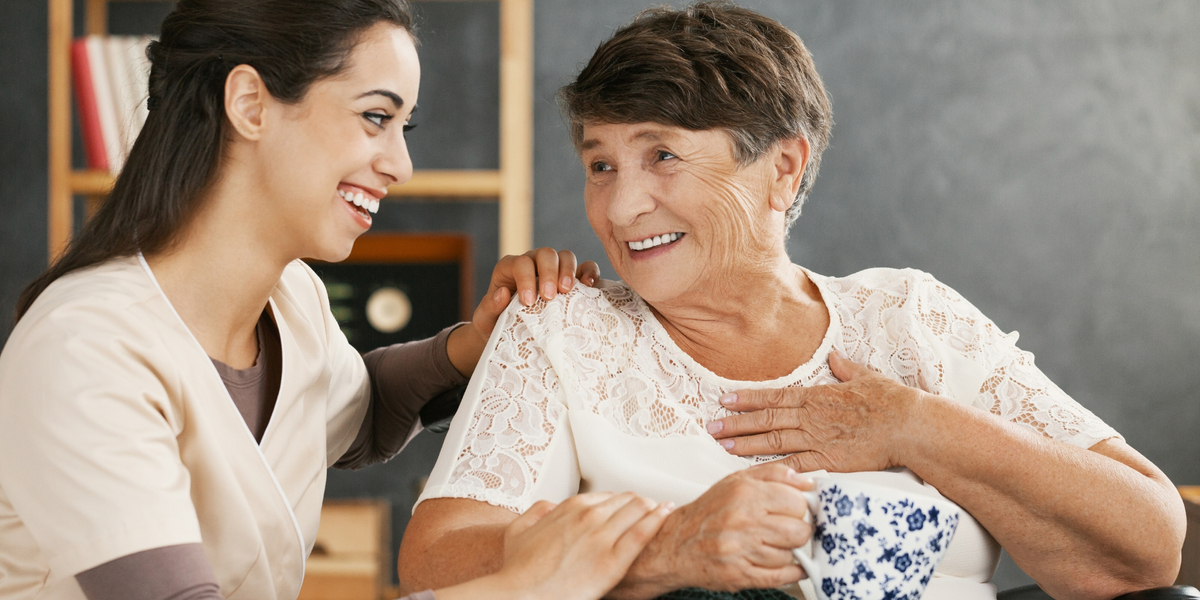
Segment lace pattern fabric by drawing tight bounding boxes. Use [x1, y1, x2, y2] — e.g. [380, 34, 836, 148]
[424, 268, 1119, 514]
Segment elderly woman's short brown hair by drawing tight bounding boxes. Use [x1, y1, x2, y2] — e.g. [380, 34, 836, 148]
[559, 1, 833, 230]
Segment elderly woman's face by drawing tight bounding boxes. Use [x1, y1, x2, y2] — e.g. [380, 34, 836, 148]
[580, 122, 786, 304]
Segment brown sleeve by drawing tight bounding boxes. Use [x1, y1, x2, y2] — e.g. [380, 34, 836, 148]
[334, 324, 469, 470]
[76, 543, 221, 600]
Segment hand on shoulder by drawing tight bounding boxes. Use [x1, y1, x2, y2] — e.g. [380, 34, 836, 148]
[446, 248, 601, 376]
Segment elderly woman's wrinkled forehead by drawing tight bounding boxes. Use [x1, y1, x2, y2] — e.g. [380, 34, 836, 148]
[578, 122, 738, 162]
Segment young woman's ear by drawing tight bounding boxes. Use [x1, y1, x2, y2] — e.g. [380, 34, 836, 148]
[769, 136, 810, 213]
[224, 64, 268, 141]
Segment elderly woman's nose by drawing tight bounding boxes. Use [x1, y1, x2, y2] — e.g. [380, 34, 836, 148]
[375, 132, 414, 186]
[606, 175, 657, 226]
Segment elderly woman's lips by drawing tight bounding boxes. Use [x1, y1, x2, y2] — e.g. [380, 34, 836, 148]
[628, 232, 684, 251]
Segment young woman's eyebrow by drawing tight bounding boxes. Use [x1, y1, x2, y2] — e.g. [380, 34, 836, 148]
[357, 89, 403, 109]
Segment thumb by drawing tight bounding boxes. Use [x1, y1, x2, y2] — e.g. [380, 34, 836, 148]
[509, 499, 557, 538]
[828, 349, 872, 382]
[472, 286, 511, 339]
[779, 451, 832, 475]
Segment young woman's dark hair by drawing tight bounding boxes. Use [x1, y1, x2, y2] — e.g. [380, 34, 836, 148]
[16, 0, 414, 321]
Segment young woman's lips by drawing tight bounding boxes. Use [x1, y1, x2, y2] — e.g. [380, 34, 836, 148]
[337, 183, 381, 229]
[340, 192, 372, 229]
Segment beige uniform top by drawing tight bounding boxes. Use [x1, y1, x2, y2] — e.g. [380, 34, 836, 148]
[0, 255, 369, 600]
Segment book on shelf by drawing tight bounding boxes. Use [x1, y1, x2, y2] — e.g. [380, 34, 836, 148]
[70, 35, 153, 175]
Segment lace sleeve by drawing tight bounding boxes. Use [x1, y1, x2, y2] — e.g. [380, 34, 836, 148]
[418, 299, 578, 514]
[910, 272, 1121, 448]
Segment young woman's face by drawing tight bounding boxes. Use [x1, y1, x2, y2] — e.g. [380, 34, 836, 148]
[258, 23, 420, 263]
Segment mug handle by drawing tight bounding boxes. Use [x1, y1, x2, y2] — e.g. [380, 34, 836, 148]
[791, 491, 821, 581]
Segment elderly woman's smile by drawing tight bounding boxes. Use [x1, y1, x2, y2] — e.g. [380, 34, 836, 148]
[581, 122, 792, 304]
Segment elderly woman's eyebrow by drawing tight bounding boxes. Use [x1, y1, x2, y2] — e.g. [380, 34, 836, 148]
[356, 89, 404, 109]
[631, 129, 671, 143]
[580, 138, 604, 152]
[580, 128, 677, 152]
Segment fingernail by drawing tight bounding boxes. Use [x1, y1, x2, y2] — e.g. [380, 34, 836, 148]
[719, 439, 734, 450]
[493, 288, 505, 303]
[661, 501, 676, 511]
[832, 348, 845, 359]
[719, 393, 737, 406]
[706, 420, 724, 434]
[561, 276, 573, 290]
[542, 282, 555, 299]
[522, 290, 535, 306]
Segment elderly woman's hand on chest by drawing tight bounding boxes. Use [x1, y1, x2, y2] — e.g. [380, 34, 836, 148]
[707, 349, 931, 474]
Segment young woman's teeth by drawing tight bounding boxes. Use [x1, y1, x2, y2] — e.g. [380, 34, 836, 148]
[628, 232, 683, 251]
[338, 190, 379, 214]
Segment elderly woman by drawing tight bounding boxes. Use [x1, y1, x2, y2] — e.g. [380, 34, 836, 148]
[397, 3, 1186, 600]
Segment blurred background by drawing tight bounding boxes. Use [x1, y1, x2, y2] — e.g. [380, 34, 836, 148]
[2, 0, 1198, 594]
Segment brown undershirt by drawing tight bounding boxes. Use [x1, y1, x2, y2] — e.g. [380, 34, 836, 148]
[75, 310, 460, 600]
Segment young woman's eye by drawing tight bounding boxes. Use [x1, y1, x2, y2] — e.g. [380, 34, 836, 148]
[363, 111, 393, 128]
[656, 150, 678, 161]
[403, 123, 417, 133]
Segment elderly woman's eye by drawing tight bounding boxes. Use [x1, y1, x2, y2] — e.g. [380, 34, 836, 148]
[591, 161, 613, 173]
[657, 150, 677, 161]
[363, 111, 394, 127]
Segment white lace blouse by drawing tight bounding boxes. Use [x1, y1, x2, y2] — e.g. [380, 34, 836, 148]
[419, 267, 1120, 599]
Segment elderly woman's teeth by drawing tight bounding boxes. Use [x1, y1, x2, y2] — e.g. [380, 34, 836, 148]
[338, 189, 380, 214]
[629, 232, 682, 251]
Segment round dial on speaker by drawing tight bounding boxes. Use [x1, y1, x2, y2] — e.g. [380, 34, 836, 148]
[365, 287, 412, 334]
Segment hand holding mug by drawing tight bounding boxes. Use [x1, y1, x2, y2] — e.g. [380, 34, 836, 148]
[622, 464, 816, 595]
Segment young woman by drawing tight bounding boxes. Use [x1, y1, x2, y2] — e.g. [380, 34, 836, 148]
[0, 1, 672, 599]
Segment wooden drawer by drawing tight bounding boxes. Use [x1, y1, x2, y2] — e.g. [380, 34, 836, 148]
[298, 499, 390, 600]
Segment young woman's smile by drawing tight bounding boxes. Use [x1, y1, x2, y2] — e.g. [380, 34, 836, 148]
[336, 182, 385, 228]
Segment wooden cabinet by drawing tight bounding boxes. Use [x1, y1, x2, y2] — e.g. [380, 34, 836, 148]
[298, 500, 392, 600]
[46, 0, 533, 261]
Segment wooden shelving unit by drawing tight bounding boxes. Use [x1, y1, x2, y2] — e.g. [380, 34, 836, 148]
[47, 0, 533, 261]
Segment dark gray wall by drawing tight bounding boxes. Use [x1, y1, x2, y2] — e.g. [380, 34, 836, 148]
[3, 0, 1198, 592]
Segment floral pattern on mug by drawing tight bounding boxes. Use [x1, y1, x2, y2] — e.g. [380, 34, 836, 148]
[809, 484, 960, 600]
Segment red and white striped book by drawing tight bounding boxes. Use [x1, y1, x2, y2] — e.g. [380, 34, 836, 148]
[71, 35, 154, 174]
[70, 37, 108, 171]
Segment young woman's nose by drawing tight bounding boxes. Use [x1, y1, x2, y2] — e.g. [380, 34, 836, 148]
[375, 130, 413, 186]
[606, 171, 657, 227]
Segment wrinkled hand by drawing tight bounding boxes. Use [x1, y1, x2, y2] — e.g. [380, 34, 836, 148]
[616, 464, 813, 598]
[448, 248, 601, 375]
[499, 492, 673, 600]
[708, 350, 922, 474]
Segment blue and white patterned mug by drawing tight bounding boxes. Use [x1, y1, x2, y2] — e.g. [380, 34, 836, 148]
[791, 478, 961, 600]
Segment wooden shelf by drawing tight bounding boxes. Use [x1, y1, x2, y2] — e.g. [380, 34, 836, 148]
[389, 170, 501, 199]
[48, 0, 533, 260]
[68, 169, 504, 199]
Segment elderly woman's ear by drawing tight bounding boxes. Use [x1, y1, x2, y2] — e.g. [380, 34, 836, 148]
[768, 136, 811, 213]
